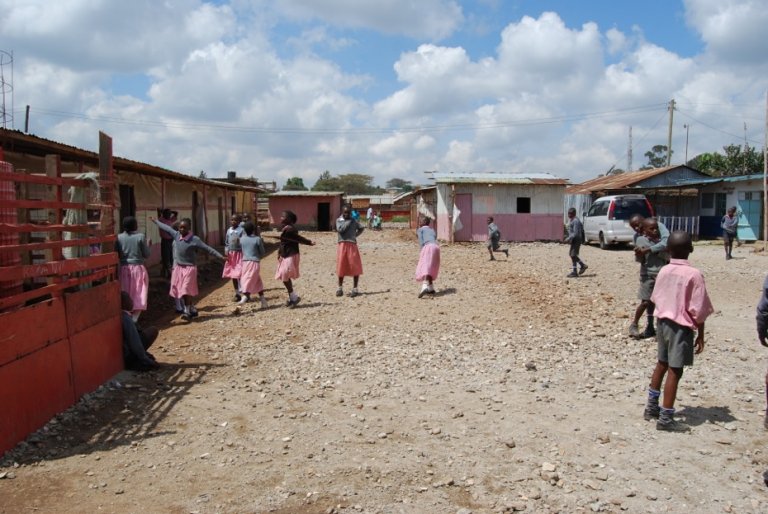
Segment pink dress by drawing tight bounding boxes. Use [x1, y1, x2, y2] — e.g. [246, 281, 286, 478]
[415, 243, 440, 281]
[336, 242, 363, 277]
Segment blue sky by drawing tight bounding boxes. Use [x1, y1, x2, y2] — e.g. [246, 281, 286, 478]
[1, 0, 766, 187]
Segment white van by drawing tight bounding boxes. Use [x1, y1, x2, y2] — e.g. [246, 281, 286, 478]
[583, 194, 654, 249]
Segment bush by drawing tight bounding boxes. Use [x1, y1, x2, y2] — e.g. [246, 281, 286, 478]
[389, 215, 409, 223]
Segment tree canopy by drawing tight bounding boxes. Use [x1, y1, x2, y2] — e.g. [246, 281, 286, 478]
[385, 178, 413, 191]
[312, 172, 383, 194]
[282, 177, 308, 191]
[641, 145, 671, 169]
[688, 144, 764, 176]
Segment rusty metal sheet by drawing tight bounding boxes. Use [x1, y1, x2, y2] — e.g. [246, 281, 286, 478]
[0, 337, 75, 455]
[0, 298, 68, 367]
[69, 316, 123, 399]
[65, 280, 120, 335]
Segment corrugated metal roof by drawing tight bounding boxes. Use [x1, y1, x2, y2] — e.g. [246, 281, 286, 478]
[430, 172, 568, 185]
[565, 166, 681, 194]
[0, 128, 267, 193]
[674, 173, 763, 186]
[269, 191, 345, 197]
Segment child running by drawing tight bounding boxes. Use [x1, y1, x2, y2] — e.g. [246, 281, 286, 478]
[643, 231, 714, 432]
[223, 214, 245, 301]
[238, 221, 268, 308]
[486, 217, 509, 261]
[415, 216, 440, 298]
[721, 206, 738, 260]
[336, 203, 365, 298]
[116, 216, 152, 322]
[755, 274, 768, 429]
[275, 210, 314, 307]
[629, 218, 669, 339]
[564, 208, 588, 277]
[152, 217, 225, 321]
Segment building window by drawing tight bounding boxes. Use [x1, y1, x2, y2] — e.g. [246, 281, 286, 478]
[701, 193, 713, 209]
[517, 197, 531, 213]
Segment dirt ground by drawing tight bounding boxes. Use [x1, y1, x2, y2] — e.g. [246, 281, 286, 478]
[2, 228, 768, 514]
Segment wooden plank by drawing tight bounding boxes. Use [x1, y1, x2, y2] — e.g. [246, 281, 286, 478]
[0, 234, 116, 254]
[0, 252, 117, 281]
[1, 199, 86, 210]
[0, 298, 68, 367]
[0, 267, 115, 313]
[0, 337, 76, 455]
[69, 315, 122, 398]
[0, 223, 94, 234]
[65, 280, 120, 334]
[0, 171, 92, 187]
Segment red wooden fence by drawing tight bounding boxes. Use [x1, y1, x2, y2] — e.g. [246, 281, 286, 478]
[0, 132, 122, 455]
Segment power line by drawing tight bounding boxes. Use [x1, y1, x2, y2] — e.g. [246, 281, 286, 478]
[18, 103, 667, 135]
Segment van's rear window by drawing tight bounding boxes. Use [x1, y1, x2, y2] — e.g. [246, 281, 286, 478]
[614, 199, 652, 220]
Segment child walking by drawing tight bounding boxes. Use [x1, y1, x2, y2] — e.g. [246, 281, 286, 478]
[222, 214, 245, 301]
[274, 210, 314, 307]
[336, 203, 365, 298]
[629, 218, 669, 339]
[415, 216, 440, 298]
[152, 217, 225, 321]
[643, 231, 714, 432]
[755, 274, 768, 430]
[486, 217, 509, 260]
[564, 208, 588, 277]
[116, 216, 151, 321]
[721, 206, 738, 260]
[238, 221, 268, 308]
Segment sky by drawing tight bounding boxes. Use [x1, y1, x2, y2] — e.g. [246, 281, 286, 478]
[1, 0, 767, 188]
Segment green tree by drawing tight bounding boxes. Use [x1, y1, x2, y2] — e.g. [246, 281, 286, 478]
[336, 173, 381, 195]
[198, 170, 208, 179]
[283, 177, 308, 191]
[641, 145, 671, 169]
[385, 178, 413, 191]
[312, 170, 341, 192]
[689, 144, 764, 176]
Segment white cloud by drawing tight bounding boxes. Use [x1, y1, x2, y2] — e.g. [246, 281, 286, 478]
[270, 0, 464, 40]
[684, 0, 768, 64]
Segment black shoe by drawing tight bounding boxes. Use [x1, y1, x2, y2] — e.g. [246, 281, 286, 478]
[578, 264, 588, 275]
[503, 249, 509, 258]
[335, 288, 343, 297]
[656, 416, 690, 432]
[181, 312, 191, 322]
[566, 271, 578, 278]
[418, 288, 427, 299]
[643, 404, 660, 421]
[640, 327, 656, 339]
[234, 293, 242, 302]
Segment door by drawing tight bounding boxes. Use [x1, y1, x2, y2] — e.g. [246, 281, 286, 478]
[317, 202, 331, 231]
[118, 185, 135, 223]
[454, 193, 472, 241]
[737, 191, 763, 241]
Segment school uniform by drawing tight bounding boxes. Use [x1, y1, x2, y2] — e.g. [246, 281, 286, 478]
[239, 234, 266, 294]
[116, 232, 151, 312]
[415, 226, 440, 281]
[222, 225, 244, 279]
[336, 217, 364, 277]
[153, 220, 224, 298]
[274, 224, 312, 282]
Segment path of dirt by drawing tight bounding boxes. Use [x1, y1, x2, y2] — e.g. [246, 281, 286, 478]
[2, 229, 767, 513]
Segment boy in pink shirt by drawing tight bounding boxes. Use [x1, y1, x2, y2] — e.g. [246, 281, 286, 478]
[644, 231, 714, 432]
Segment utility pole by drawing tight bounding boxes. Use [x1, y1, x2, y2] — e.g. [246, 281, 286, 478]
[763, 91, 767, 249]
[627, 126, 633, 172]
[684, 124, 689, 164]
[666, 99, 675, 167]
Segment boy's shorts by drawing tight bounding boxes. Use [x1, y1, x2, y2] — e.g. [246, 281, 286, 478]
[638, 276, 656, 301]
[723, 230, 736, 243]
[569, 241, 581, 257]
[657, 318, 695, 368]
[487, 239, 500, 250]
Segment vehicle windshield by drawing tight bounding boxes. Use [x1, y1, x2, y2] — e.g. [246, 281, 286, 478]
[614, 198, 652, 220]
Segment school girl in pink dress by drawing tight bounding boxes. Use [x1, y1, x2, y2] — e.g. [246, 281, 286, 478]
[116, 216, 151, 321]
[274, 210, 314, 308]
[152, 217, 225, 321]
[222, 214, 245, 301]
[415, 216, 440, 298]
[237, 221, 268, 308]
[335, 203, 365, 298]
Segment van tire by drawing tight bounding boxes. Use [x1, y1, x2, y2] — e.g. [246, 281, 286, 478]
[599, 233, 608, 250]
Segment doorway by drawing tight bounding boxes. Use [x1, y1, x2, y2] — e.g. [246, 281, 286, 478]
[317, 202, 331, 231]
[119, 185, 136, 223]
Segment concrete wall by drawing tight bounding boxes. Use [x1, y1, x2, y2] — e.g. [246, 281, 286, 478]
[268, 195, 343, 231]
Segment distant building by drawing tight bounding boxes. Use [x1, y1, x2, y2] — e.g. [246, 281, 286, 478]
[428, 172, 569, 242]
[267, 191, 344, 231]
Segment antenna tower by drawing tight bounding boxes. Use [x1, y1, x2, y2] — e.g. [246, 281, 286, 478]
[0, 50, 14, 129]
